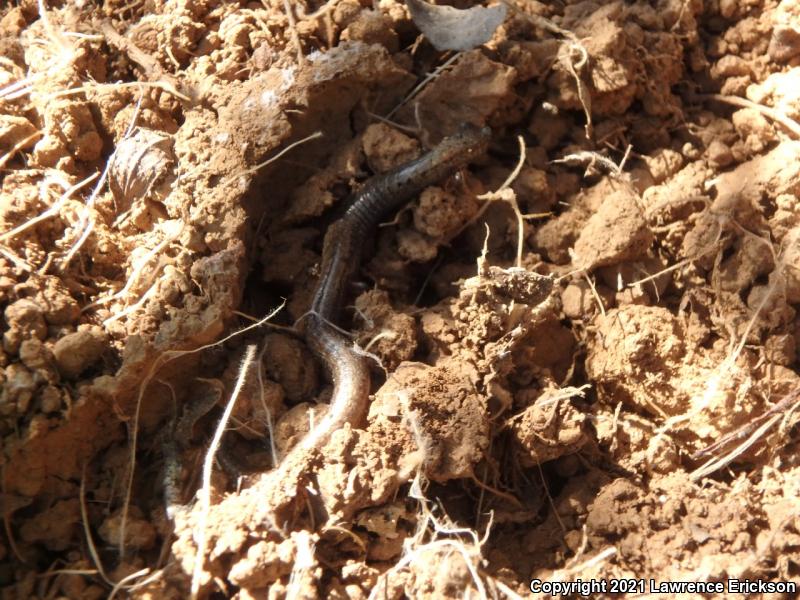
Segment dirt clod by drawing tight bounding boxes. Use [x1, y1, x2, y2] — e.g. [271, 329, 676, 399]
[52, 329, 106, 379]
[572, 181, 653, 269]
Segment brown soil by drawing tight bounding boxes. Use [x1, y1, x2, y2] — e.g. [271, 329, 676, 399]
[1, 0, 799, 598]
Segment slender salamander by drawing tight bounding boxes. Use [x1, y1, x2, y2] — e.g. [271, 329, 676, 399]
[293, 124, 491, 458]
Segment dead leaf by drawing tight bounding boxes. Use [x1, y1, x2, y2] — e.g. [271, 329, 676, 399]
[406, 0, 507, 51]
[109, 128, 175, 211]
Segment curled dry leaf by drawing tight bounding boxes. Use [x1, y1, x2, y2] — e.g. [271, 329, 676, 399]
[405, 0, 507, 51]
[109, 128, 175, 210]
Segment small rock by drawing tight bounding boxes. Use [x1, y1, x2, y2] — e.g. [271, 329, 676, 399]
[413, 187, 467, 238]
[720, 75, 751, 97]
[628, 166, 655, 195]
[707, 139, 733, 168]
[765, 333, 796, 366]
[511, 166, 556, 212]
[769, 25, 800, 63]
[362, 123, 419, 173]
[508, 389, 588, 466]
[229, 538, 298, 589]
[38, 385, 63, 413]
[646, 434, 678, 473]
[3, 299, 47, 354]
[263, 333, 318, 403]
[572, 183, 653, 269]
[681, 142, 701, 160]
[52, 330, 105, 379]
[38, 276, 81, 325]
[274, 402, 329, 457]
[1, 363, 36, 415]
[0, 275, 13, 304]
[18, 338, 55, 376]
[0, 115, 38, 153]
[615, 285, 650, 307]
[397, 228, 438, 263]
[718, 0, 739, 19]
[732, 107, 776, 151]
[19, 499, 80, 551]
[643, 148, 684, 183]
[341, 10, 399, 53]
[560, 280, 612, 319]
[99, 509, 156, 550]
[710, 54, 750, 78]
[332, 0, 363, 27]
[782, 228, 800, 303]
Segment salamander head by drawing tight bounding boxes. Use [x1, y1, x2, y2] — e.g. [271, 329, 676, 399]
[429, 123, 491, 168]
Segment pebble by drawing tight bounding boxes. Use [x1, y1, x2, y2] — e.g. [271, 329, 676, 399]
[3, 299, 47, 354]
[52, 330, 105, 379]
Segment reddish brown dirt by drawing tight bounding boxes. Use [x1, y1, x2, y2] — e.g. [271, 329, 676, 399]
[1, 0, 799, 598]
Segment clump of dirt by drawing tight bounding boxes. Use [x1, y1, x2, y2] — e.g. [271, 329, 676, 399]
[1, 0, 799, 598]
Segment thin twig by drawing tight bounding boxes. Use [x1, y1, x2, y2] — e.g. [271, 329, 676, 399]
[0, 173, 98, 242]
[469, 136, 528, 266]
[60, 92, 145, 270]
[282, 0, 305, 66]
[107, 568, 155, 600]
[190, 344, 257, 599]
[690, 413, 783, 481]
[255, 342, 279, 466]
[0, 131, 42, 170]
[50, 81, 190, 103]
[698, 93, 800, 139]
[691, 387, 800, 461]
[118, 302, 284, 559]
[225, 131, 323, 184]
[82, 222, 181, 313]
[98, 20, 190, 101]
[385, 52, 462, 120]
[80, 465, 112, 585]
